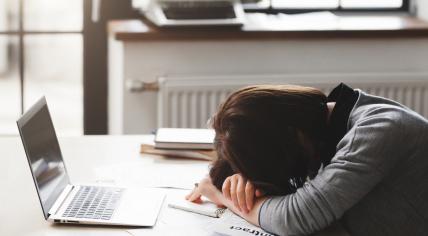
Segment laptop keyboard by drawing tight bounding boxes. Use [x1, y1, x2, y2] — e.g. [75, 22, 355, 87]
[62, 186, 124, 220]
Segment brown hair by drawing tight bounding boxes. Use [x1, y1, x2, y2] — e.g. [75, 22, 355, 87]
[209, 85, 328, 195]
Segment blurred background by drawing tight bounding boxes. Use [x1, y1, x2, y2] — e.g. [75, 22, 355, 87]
[0, 0, 83, 135]
[0, 0, 427, 136]
[0, 0, 138, 136]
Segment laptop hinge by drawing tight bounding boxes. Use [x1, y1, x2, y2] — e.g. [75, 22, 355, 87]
[48, 184, 75, 217]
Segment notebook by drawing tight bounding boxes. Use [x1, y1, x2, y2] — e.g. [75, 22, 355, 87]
[168, 195, 226, 218]
[154, 128, 215, 150]
[140, 144, 217, 161]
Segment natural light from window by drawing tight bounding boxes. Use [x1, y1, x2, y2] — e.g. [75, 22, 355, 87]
[272, 0, 403, 9]
[0, 0, 83, 136]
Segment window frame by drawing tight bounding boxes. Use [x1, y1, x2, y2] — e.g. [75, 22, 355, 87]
[243, 0, 410, 14]
[0, 0, 83, 134]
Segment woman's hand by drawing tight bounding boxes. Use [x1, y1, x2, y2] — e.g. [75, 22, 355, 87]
[185, 177, 225, 207]
[222, 174, 263, 213]
[186, 174, 267, 227]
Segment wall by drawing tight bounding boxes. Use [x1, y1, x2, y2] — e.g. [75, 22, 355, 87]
[417, 0, 428, 21]
[0, 0, 7, 74]
[109, 38, 428, 134]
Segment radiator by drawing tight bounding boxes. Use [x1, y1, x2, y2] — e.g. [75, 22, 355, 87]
[157, 73, 428, 128]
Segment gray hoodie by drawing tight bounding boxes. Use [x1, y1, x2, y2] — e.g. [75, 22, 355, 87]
[259, 90, 428, 236]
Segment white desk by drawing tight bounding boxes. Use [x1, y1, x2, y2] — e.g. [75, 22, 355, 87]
[0, 135, 348, 236]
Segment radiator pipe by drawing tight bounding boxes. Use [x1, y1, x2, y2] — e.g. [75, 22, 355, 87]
[126, 79, 159, 92]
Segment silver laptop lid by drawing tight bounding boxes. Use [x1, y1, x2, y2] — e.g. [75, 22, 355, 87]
[17, 97, 71, 219]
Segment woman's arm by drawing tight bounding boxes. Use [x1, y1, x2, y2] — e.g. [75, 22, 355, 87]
[222, 192, 267, 226]
[193, 109, 407, 236]
[258, 110, 407, 235]
[186, 177, 267, 226]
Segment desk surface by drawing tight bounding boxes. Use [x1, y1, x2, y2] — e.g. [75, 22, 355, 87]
[0, 135, 348, 236]
[0, 135, 206, 236]
[109, 13, 428, 41]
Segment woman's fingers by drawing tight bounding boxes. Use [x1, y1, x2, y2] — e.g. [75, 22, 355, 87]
[222, 177, 231, 200]
[245, 181, 255, 211]
[192, 197, 203, 204]
[185, 187, 194, 200]
[236, 175, 247, 213]
[255, 189, 264, 197]
[186, 177, 226, 206]
[187, 190, 201, 202]
[230, 175, 239, 210]
[186, 186, 202, 202]
[221, 173, 261, 213]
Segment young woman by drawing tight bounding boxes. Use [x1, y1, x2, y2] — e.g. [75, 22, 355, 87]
[186, 83, 428, 236]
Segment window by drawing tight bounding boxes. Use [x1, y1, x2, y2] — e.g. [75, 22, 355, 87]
[0, 0, 83, 135]
[244, 0, 408, 12]
[340, 0, 403, 9]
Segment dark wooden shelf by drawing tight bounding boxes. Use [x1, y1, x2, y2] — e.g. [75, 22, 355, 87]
[109, 13, 428, 41]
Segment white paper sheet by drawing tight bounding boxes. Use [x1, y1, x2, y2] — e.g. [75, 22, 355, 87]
[128, 190, 218, 236]
[94, 161, 210, 190]
[210, 210, 274, 236]
[127, 190, 273, 236]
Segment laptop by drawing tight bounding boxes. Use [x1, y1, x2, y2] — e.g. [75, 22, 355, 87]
[17, 97, 166, 226]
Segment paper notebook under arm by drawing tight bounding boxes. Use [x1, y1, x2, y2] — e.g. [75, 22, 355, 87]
[168, 196, 226, 218]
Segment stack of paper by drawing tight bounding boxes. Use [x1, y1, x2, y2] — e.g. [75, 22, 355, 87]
[140, 128, 217, 161]
[154, 128, 215, 150]
[140, 143, 216, 161]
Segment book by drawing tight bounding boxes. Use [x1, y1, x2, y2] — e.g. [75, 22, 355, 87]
[168, 195, 226, 218]
[140, 144, 217, 161]
[154, 128, 215, 150]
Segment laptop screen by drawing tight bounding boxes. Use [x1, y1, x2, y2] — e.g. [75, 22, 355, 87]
[17, 97, 70, 219]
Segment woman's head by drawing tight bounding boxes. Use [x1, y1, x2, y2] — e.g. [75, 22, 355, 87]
[209, 85, 328, 195]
